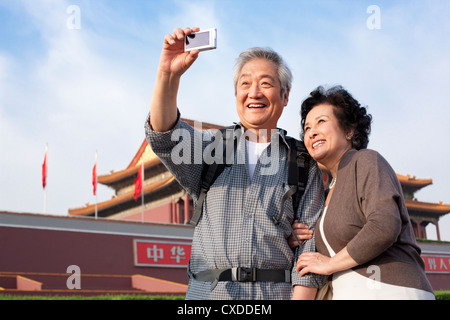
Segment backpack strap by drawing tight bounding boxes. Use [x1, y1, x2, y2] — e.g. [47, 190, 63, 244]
[289, 138, 310, 214]
[190, 131, 310, 231]
[273, 137, 310, 246]
[189, 126, 236, 226]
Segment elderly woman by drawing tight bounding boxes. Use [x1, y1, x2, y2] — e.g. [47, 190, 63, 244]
[295, 86, 435, 300]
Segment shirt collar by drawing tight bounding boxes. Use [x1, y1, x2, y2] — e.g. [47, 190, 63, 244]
[232, 122, 290, 148]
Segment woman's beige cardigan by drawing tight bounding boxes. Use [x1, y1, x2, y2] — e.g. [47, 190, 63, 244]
[315, 149, 433, 293]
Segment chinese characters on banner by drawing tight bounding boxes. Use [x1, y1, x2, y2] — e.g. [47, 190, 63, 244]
[134, 240, 192, 268]
[134, 241, 450, 274]
[422, 255, 450, 273]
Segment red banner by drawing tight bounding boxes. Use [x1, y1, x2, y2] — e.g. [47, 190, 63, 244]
[422, 255, 450, 273]
[92, 162, 97, 196]
[134, 163, 143, 202]
[134, 240, 192, 268]
[42, 146, 48, 189]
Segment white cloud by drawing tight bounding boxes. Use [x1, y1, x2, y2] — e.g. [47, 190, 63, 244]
[0, 0, 150, 214]
[155, 0, 237, 125]
[0, 53, 10, 102]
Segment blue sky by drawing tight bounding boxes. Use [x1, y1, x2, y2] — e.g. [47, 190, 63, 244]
[0, 0, 449, 240]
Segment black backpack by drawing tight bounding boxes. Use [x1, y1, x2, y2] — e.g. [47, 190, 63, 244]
[189, 127, 310, 245]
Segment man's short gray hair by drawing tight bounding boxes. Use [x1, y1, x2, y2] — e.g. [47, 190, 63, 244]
[233, 47, 293, 98]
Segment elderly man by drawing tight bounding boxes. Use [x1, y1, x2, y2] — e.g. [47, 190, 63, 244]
[145, 27, 325, 300]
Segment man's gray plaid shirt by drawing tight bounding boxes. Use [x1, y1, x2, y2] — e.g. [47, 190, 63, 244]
[145, 115, 326, 299]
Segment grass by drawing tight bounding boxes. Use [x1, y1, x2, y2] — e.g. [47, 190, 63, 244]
[435, 291, 450, 300]
[1, 292, 449, 300]
[0, 294, 185, 300]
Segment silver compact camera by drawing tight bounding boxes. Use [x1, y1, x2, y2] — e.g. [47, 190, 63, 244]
[185, 28, 217, 52]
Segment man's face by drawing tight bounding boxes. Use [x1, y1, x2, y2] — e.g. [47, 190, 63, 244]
[236, 58, 289, 135]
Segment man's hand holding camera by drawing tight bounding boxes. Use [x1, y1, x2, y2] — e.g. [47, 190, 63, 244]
[159, 27, 200, 77]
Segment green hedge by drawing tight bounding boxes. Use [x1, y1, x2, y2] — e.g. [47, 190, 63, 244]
[435, 291, 450, 300]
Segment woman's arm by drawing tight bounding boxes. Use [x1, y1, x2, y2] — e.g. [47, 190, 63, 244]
[345, 151, 403, 265]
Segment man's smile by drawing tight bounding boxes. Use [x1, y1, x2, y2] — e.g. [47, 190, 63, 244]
[247, 104, 267, 109]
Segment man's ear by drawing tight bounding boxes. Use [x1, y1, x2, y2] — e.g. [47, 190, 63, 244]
[283, 88, 290, 107]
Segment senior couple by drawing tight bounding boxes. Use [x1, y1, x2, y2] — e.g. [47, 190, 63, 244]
[146, 27, 434, 300]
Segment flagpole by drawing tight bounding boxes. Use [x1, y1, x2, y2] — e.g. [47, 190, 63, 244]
[141, 161, 144, 223]
[44, 186, 47, 215]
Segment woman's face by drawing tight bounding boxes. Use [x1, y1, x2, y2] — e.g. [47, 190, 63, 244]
[303, 104, 353, 168]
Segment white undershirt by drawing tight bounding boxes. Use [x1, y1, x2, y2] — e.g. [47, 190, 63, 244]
[246, 140, 270, 180]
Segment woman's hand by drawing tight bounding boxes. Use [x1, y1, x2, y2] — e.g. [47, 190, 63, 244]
[159, 27, 200, 76]
[296, 252, 333, 277]
[288, 220, 313, 248]
[296, 247, 358, 277]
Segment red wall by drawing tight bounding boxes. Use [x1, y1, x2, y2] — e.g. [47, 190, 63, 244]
[2, 212, 450, 294]
[0, 225, 191, 290]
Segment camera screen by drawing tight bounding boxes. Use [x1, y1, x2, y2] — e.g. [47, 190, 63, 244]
[186, 31, 210, 48]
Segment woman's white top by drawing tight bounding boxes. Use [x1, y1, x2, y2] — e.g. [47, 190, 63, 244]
[319, 207, 435, 300]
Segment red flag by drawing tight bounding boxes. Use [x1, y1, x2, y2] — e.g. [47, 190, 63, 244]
[42, 144, 48, 189]
[92, 152, 97, 196]
[134, 162, 143, 202]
